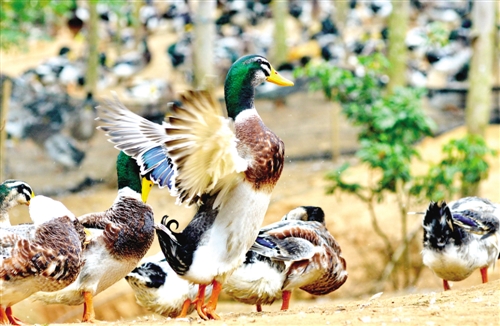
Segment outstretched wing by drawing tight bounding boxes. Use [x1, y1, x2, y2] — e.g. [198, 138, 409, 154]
[97, 94, 174, 189]
[97, 91, 248, 208]
[166, 91, 248, 207]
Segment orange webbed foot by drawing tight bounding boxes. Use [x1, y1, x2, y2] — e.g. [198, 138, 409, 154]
[82, 291, 96, 322]
[194, 284, 209, 320]
[5, 307, 25, 325]
[201, 280, 222, 320]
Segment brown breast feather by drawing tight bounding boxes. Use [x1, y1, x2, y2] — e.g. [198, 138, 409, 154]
[81, 197, 155, 261]
[236, 116, 284, 192]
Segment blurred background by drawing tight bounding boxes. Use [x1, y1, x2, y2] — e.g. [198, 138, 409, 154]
[0, 0, 499, 324]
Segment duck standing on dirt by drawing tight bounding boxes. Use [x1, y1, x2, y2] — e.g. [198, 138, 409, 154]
[125, 252, 212, 318]
[223, 206, 348, 311]
[0, 180, 35, 227]
[0, 195, 87, 325]
[97, 54, 294, 320]
[421, 197, 500, 290]
[32, 152, 155, 322]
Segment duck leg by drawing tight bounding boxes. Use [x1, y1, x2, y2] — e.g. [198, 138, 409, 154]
[0, 306, 8, 324]
[82, 291, 96, 322]
[0, 306, 15, 325]
[443, 279, 451, 291]
[178, 298, 192, 318]
[256, 304, 262, 312]
[5, 307, 23, 325]
[194, 284, 208, 320]
[202, 280, 222, 320]
[480, 267, 488, 283]
[281, 290, 292, 310]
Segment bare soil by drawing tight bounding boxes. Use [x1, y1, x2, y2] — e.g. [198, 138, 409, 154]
[2, 28, 499, 326]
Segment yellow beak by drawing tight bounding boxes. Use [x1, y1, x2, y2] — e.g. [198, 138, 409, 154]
[266, 66, 294, 87]
[141, 177, 154, 203]
[83, 228, 93, 246]
[27, 192, 35, 206]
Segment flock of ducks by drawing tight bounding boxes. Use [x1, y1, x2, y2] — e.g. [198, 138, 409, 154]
[0, 54, 347, 323]
[3, 0, 483, 173]
[1, 53, 499, 325]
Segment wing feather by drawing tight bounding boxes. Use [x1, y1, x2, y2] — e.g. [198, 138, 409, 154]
[165, 91, 247, 207]
[97, 91, 248, 207]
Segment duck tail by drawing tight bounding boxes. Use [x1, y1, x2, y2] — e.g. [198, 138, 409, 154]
[154, 215, 189, 275]
[422, 201, 454, 250]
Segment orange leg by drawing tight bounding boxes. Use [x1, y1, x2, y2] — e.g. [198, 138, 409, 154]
[202, 280, 222, 320]
[256, 304, 262, 312]
[480, 267, 488, 283]
[281, 290, 292, 310]
[443, 279, 451, 291]
[0, 306, 10, 324]
[5, 307, 23, 325]
[194, 284, 208, 320]
[82, 291, 96, 322]
[178, 298, 192, 318]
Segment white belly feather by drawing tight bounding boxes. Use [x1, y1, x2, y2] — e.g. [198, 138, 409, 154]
[184, 182, 271, 284]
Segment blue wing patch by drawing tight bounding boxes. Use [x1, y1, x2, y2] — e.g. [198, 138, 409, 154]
[137, 146, 175, 189]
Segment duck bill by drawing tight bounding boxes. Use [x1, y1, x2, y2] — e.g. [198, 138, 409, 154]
[141, 177, 154, 203]
[83, 228, 93, 246]
[27, 191, 36, 206]
[266, 67, 294, 86]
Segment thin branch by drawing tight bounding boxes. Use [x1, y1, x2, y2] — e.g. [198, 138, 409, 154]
[367, 196, 394, 258]
[373, 220, 422, 292]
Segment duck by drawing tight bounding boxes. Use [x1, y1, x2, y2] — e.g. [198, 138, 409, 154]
[97, 54, 294, 320]
[68, 92, 98, 142]
[111, 38, 152, 79]
[0, 195, 87, 325]
[421, 197, 500, 291]
[125, 252, 212, 318]
[223, 206, 348, 312]
[0, 180, 35, 227]
[32, 151, 155, 322]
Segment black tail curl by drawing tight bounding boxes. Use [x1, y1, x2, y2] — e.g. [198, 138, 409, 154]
[161, 214, 179, 231]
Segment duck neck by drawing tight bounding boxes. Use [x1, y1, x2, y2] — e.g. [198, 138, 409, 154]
[0, 186, 12, 226]
[224, 70, 255, 120]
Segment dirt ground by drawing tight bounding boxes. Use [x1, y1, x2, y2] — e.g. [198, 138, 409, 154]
[2, 28, 500, 326]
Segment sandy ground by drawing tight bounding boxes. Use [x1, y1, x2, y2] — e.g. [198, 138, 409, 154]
[2, 25, 500, 326]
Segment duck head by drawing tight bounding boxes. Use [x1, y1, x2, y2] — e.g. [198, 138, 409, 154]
[224, 54, 294, 119]
[116, 151, 154, 203]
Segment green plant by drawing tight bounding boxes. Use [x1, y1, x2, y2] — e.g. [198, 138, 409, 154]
[412, 134, 498, 201]
[0, 0, 73, 51]
[296, 55, 435, 290]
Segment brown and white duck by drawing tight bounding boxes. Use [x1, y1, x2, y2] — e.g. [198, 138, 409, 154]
[32, 152, 155, 322]
[0, 195, 87, 325]
[223, 206, 348, 311]
[97, 54, 294, 320]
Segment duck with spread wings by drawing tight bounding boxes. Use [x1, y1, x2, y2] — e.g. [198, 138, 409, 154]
[97, 54, 294, 320]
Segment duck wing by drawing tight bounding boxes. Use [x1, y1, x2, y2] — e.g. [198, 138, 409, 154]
[250, 219, 347, 295]
[166, 91, 247, 207]
[97, 95, 174, 188]
[250, 220, 323, 261]
[98, 91, 248, 207]
[1, 216, 84, 283]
